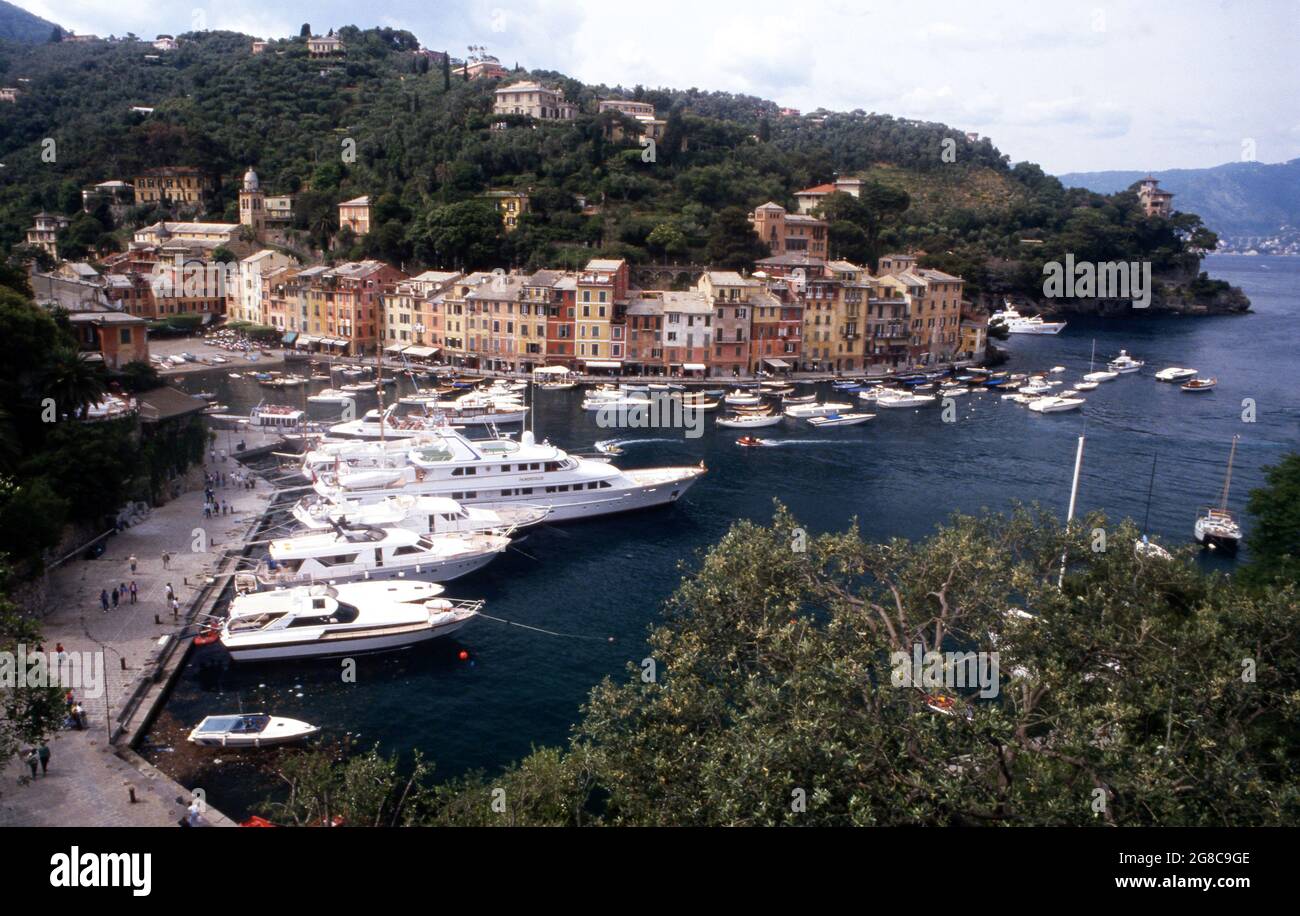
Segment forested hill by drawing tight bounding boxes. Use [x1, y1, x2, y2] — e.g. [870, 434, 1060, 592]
[1059, 159, 1300, 238]
[0, 27, 1239, 309]
[0, 0, 59, 43]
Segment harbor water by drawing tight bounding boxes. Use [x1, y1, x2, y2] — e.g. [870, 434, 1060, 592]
[142, 254, 1300, 817]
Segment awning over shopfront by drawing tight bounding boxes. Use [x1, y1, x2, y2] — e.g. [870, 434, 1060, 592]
[403, 346, 439, 358]
[763, 358, 791, 369]
[282, 332, 298, 345]
[322, 338, 349, 348]
[384, 344, 408, 354]
[295, 335, 318, 348]
[683, 362, 706, 371]
[532, 365, 572, 375]
[583, 360, 622, 369]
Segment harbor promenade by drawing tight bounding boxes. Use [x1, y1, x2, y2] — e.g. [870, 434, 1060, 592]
[0, 457, 276, 827]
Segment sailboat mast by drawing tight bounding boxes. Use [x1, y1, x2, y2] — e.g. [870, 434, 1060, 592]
[1142, 453, 1157, 535]
[1220, 435, 1239, 510]
[376, 343, 385, 445]
[1058, 433, 1087, 587]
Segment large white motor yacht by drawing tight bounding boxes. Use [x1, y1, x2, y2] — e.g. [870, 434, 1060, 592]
[220, 581, 480, 661]
[241, 525, 510, 589]
[988, 303, 1067, 335]
[307, 428, 705, 522]
[291, 493, 549, 535]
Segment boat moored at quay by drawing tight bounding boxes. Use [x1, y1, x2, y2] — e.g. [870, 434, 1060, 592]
[304, 427, 706, 523]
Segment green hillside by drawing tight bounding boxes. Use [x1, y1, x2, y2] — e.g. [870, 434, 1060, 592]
[0, 0, 59, 43]
[0, 27, 1231, 305]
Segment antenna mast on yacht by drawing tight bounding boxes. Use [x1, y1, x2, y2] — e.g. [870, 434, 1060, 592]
[1220, 435, 1239, 510]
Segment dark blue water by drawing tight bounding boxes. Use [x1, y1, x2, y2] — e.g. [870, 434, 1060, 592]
[146, 255, 1300, 816]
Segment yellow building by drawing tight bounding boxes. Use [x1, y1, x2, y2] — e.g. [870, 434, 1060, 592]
[480, 190, 530, 231]
[133, 167, 212, 208]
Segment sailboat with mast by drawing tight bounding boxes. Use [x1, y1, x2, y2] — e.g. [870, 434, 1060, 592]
[1194, 435, 1243, 553]
[1135, 453, 1172, 559]
[1081, 339, 1118, 384]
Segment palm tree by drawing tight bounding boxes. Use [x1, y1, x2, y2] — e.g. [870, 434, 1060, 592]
[43, 348, 107, 420]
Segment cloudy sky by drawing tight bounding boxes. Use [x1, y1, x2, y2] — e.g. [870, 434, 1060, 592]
[23, 0, 1300, 173]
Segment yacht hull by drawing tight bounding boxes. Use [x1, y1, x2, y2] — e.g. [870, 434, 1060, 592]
[223, 617, 470, 662]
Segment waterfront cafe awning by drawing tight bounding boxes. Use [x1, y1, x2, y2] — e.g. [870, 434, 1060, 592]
[583, 359, 622, 369]
[321, 338, 348, 348]
[384, 344, 408, 355]
[404, 346, 439, 358]
[763, 358, 792, 369]
[683, 362, 707, 371]
[295, 335, 319, 348]
[281, 331, 298, 345]
[532, 365, 571, 375]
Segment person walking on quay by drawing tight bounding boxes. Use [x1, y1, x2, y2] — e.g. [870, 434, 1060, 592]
[129, 581, 138, 604]
[170, 596, 180, 616]
[111, 588, 119, 610]
[162, 550, 171, 569]
[165, 582, 174, 603]
[37, 743, 49, 776]
[129, 554, 137, 573]
[25, 749, 38, 780]
[100, 589, 109, 613]
[119, 583, 127, 602]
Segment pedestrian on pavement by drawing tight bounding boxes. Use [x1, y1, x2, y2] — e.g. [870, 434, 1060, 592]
[37, 743, 49, 776]
[162, 550, 171, 569]
[165, 582, 174, 602]
[129, 581, 138, 603]
[111, 588, 119, 609]
[100, 589, 110, 612]
[72, 704, 86, 730]
[119, 582, 127, 600]
[25, 749, 38, 779]
[129, 554, 138, 573]
[171, 596, 180, 616]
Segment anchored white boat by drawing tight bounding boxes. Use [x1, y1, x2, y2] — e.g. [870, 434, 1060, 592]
[291, 494, 548, 536]
[1195, 437, 1242, 553]
[807, 412, 874, 428]
[1019, 377, 1054, 395]
[309, 428, 705, 523]
[873, 391, 937, 408]
[220, 581, 481, 661]
[989, 303, 1067, 335]
[308, 388, 356, 406]
[1027, 396, 1085, 413]
[188, 714, 319, 748]
[1107, 350, 1144, 374]
[1181, 377, 1217, 392]
[723, 390, 762, 406]
[716, 413, 782, 428]
[783, 401, 854, 418]
[1155, 367, 1198, 383]
[1073, 381, 1100, 391]
[242, 525, 510, 589]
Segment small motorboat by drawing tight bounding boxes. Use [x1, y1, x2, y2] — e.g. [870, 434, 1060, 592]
[1181, 377, 1217, 392]
[1049, 366, 1066, 374]
[308, 388, 356, 405]
[716, 413, 782, 428]
[1083, 370, 1119, 383]
[1107, 350, 1144, 374]
[594, 440, 625, 456]
[188, 713, 320, 748]
[228, 372, 242, 379]
[724, 390, 762, 406]
[1155, 367, 1198, 383]
[1134, 535, 1173, 561]
[736, 436, 775, 448]
[1073, 381, 1100, 391]
[1027, 396, 1085, 413]
[783, 401, 854, 419]
[807, 412, 874, 428]
[782, 394, 817, 405]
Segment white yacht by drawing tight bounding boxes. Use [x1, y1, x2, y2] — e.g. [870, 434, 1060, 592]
[309, 428, 705, 522]
[807, 412, 874, 428]
[1155, 367, 1198, 383]
[220, 581, 480, 661]
[307, 388, 356, 406]
[989, 303, 1067, 335]
[188, 714, 319, 748]
[782, 401, 853, 419]
[291, 494, 549, 535]
[330, 403, 526, 439]
[716, 413, 782, 428]
[1107, 350, 1145, 374]
[1019, 377, 1054, 396]
[1083, 369, 1119, 383]
[872, 391, 937, 408]
[1027, 395, 1085, 413]
[242, 525, 510, 589]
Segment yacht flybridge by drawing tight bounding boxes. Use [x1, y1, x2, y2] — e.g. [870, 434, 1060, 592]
[330, 401, 526, 439]
[240, 524, 510, 590]
[305, 428, 705, 523]
[220, 580, 480, 661]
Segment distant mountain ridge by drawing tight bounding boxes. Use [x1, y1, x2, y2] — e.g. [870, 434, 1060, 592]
[0, 0, 60, 43]
[1058, 158, 1300, 238]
